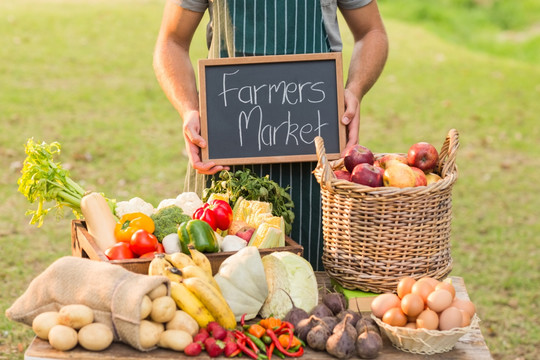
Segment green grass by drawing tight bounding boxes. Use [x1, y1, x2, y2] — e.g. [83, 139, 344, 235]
[1, 1, 539, 359]
[378, 0, 540, 64]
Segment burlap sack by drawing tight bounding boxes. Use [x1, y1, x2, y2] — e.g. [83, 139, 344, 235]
[5, 256, 169, 351]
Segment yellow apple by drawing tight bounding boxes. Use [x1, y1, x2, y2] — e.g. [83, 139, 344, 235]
[383, 163, 416, 188]
[378, 154, 409, 169]
[425, 173, 443, 185]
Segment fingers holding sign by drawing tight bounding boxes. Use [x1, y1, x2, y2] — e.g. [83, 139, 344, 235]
[183, 110, 229, 175]
[341, 89, 361, 157]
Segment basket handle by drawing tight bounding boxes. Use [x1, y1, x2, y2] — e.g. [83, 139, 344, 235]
[437, 129, 459, 178]
[314, 136, 335, 190]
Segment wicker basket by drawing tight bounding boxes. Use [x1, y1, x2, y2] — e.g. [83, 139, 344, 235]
[313, 129, 459, 293]
[372, 313, 480, 354]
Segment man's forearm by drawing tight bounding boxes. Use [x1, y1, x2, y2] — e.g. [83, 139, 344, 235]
[345, 28, 389, 102]
[153, 38, 200, 119]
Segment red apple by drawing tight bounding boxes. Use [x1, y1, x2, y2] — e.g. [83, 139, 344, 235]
[407, 142, 439, 172]
[411, 167, 427, 186]
[343, 144, 375, 173]
[383, 163, 416, 188]
[235, 226, 256, 243]
[351, 163, 384, 187]
[378, 154, 408, 169]
[334, 169, 351, 181]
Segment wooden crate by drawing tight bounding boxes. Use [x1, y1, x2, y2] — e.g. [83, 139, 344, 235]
[71, 220, 303, 275]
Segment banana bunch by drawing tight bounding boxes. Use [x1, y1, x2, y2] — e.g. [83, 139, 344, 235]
[148, 250, 236, 330]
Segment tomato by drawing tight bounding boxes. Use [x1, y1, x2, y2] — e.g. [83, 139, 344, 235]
[192, 199, 233, 231]
[140, 251, 158, 259]
[130, 229, 158, 256]
[156, 242, 165, 253]
[104, 242, 134, 260]
[114, 212, 155, 243]
[140, 243, 165, 259]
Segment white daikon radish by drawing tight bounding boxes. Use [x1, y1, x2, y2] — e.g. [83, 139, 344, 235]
[80, 192, 117, 251]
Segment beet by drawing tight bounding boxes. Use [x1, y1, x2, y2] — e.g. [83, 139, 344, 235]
[322, 292, 347, 315]
[355, 317, 380, 335]
[336, 309, 362, 327]
[326, 314, 357, 359]
[320, 316, 339, 332]
[309, 303, 334, 319]
[356, 330, 383, 359]
[282, 290, 309, 328]
[306, 322, 331, 351]
[295, 315, 321, 342]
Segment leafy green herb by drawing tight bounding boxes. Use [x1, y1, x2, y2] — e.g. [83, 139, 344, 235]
[17, 138, 115, 227]
[203, 169, 295, 234]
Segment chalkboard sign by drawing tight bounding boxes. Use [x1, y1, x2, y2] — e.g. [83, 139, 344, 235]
[199, 53, 345, 165]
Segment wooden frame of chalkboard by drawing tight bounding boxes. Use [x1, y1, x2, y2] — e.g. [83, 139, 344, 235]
[198, 52, 345, 165]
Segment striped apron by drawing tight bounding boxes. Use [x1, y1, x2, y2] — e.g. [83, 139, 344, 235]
[185, 0, 332, 270]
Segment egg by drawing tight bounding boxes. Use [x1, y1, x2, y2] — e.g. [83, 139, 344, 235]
[405, 322, 417, 329]
[417, 276, 440, 288]
[416, 308, 439, 330]
[397, 276, 416, 299]
[427, 289, 453, 313]
[401, 293, 424, 317]
[439, 306, 463, 330]
[460, 309, 472, 327]
[435, 281, 456, 299]
[382, 307, 408, 327]
[451, 298, 476, 318]
[411, 280, 435, 304]
[371, 293, 401, 319]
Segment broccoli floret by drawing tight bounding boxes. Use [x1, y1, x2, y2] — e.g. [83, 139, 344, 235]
[151, 205, 191, 242]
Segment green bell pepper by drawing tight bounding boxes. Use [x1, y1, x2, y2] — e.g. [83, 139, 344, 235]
[177, 219, 219, 254]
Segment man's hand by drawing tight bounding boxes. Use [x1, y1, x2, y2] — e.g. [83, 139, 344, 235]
[182, 110, 229, 175]
[341, 88, 360, 157]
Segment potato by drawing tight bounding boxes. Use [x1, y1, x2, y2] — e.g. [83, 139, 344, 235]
[150, 296, 176, 323]
[139, 320, 164, 349]
[48, 325, 78, 351]
[78, 323, 114, 351]
[166, 310, 199, 337]
[58, 304, 94, 330]
[158, 329, 193, 352]
[32, 311, 60, 340]
[147, 284, 168, 300]
[140, 295, 152, 320]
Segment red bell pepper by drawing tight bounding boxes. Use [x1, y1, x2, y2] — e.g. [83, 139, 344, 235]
[193, 199, 233, 231]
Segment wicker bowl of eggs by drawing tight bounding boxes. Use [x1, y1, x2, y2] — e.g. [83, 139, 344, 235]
[370, 276, 480, 354]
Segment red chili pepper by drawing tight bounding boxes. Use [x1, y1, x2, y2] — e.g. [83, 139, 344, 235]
[228, 348, 242, 358]
[266, 329, 304, 357]
[240, 313, 247, 327]
[234, 329, 246, 340]
[236, 338, 259, 359]
[276, 321, 294, 334]
[268, 342, 274, 360]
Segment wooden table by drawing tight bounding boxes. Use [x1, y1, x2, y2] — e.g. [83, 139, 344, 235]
[24, 274, 493, 360]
